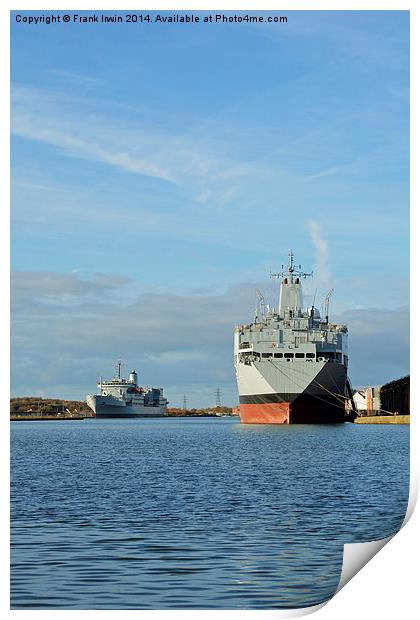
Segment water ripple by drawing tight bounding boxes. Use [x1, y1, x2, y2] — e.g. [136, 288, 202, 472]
[11, 418, 409, 609]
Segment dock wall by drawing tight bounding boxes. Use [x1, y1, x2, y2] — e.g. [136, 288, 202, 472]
[354, 415, 409, 424]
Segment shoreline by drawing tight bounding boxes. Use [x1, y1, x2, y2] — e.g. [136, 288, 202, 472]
[10, 415, 87, 421]
[10, 412, 238, 421]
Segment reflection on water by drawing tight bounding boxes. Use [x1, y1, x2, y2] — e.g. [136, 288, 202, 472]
[11, 418, 409, 609]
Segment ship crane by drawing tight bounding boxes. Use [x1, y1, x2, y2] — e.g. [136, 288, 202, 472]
[255, 289, 266, 322]
[323, 288, 334, 323]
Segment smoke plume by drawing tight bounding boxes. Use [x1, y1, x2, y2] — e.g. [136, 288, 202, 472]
[308, 220, 332, 290]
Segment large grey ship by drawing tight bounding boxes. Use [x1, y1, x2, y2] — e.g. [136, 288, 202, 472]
[86, 361, 168, 418]
[234, 251, 350, 424]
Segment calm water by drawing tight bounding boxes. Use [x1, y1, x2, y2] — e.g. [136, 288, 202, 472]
[11, 418, 409, 609]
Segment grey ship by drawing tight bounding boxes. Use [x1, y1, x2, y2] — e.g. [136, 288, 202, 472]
[86, 361, 168, 418]
[234, 251, 350, 424]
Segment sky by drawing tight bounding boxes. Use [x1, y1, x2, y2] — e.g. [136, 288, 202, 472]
[10, 9, 409, 406]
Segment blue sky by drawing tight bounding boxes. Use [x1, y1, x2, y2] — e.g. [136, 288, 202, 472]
[11, 10, 409, 406]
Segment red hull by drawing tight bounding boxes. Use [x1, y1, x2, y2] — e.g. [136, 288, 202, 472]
[239, 402, 290, 424]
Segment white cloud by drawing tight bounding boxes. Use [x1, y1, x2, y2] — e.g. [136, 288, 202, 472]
[46, 69, 104, 86]
[11, 84, 268, 195]
[12, 101, 176, 183]
[146, 351, 211, 364]
[305, 165, 343, 180]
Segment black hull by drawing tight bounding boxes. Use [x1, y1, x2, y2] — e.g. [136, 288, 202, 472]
[290, 392, 345, 424]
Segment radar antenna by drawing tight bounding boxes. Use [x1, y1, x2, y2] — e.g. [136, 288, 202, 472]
[270, 249, 313, 282]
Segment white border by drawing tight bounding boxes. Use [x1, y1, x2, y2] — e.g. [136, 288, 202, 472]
[3, 2, 417, 619]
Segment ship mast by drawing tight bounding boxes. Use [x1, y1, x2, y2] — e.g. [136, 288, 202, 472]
[114, 360, 123, 381]
[270, 249, 313, 314]
[288, 249, 295, 281]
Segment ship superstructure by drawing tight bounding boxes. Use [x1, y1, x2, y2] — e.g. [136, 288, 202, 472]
[234, 251, 349, 424]
[86, 361, 168, 418]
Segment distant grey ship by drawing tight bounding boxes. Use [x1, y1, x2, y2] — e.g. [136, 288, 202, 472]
[234, 250, 351, 424]
[86, 361, 168, 418]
